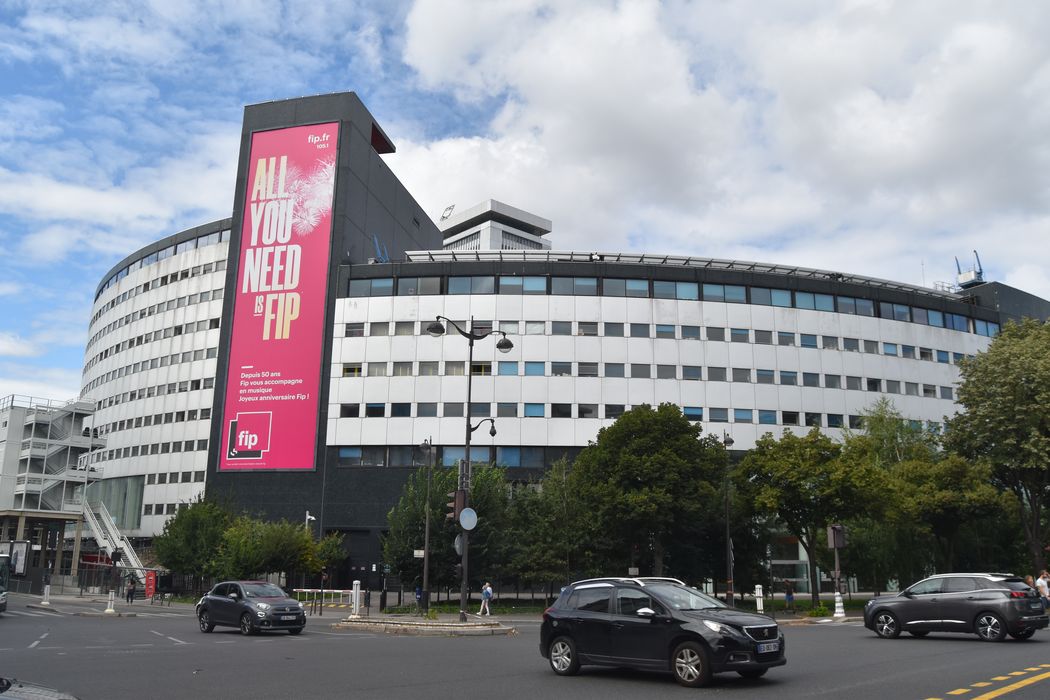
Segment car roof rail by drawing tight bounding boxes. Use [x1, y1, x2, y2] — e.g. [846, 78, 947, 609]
[571, 576, 686, 587]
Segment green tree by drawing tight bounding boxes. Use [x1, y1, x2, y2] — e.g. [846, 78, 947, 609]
[569, 404, 724, 577]
[945, 318, 1050, 572]
[217, 515, 268, 580]
[738, 428, 879, 604]
[259, 519, 317, 578]
[382, 465, 462, 591]
[152, 498, 231, 587]
[894, 455, 1004, 572]
[316, 532, 349, 571]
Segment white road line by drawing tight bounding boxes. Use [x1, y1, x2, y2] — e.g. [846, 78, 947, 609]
[28, 641, 40, 648]
[167, 636, 188, 645]
[28, 633, 47, 649]
[150, 630, 165, 637]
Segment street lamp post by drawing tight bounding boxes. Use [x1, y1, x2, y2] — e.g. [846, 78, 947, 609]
[427, 315, 512, 622]
[722, 431, 735, 607]
[420, 438, 433, 616]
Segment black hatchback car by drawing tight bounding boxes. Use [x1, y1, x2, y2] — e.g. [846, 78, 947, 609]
[196, 581, 306, 635]
[540, 577, 785, 687]
[864, 573, 1048, 641]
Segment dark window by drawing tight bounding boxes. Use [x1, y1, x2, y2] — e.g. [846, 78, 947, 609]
[732, 368, 751, 383]
[390, 403, 411, 417]
[497, 402, 517, 417]
[605, 363, 625, 378]
[604, 322, 624, 337]
[708, 367, 727, 382]
[707, 327, 725, 341]
[339, 404, 360, 418]
[754, 330, 773, 345]
[805, 412, 822, 427]
[365, 403, 385, 417]
[657, 365, 676, 379]
[605, 404, 625, 419]
[630, 323, 649, 338]
[551, 321, 572, 336]
[570, 588, 610, 613]
[631, 364, 651, 379]
[782, 411, 799, 426]
[578, 404, 598, 419]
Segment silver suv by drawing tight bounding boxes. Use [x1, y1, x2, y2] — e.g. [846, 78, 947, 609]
[864, 573, 1047, 641]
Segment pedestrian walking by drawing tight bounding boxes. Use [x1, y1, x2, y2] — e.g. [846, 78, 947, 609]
[783, 580, 795, 614]
[479, 582, 493, 616]
[1037, 571, 1050, 609]
[126, 576, 137, 604]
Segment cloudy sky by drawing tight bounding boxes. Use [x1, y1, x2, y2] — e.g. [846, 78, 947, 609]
[1, 0, 1048, 401]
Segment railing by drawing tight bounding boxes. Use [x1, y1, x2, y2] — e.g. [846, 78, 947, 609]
[292, 588, 354, 605]
[82, 500, 145, 584]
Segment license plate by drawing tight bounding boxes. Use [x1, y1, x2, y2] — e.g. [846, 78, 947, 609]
[757, 641, 779, 654]
[280, 615, 298, 621]
[1030, 603, 1043, 610]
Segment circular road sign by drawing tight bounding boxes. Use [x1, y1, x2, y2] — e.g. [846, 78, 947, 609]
[459, 507, 478, 531]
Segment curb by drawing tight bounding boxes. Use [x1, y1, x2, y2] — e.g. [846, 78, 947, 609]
[26, 603, 138, 618]
[332, 617, 516, 637]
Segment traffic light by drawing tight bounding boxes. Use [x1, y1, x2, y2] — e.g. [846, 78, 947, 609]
[454, 563, 463, 580]
[446, 489, 465, 522]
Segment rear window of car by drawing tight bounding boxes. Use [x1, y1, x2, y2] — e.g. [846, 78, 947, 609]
[998, 580, 1032, 591]
[568, 587, 610, 613]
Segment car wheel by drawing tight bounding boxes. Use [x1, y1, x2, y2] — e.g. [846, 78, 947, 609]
[239, 612, 256, 636]
[198, 609, 214, 633]
[288, 627, 303, 635]
[975, 612, 1006, 642]
[737, 668, 767, 679]
[873, 611, 901, 639]
[548, 636, 580, 676]
[1009, 628, 1036, 640]
[672, 641, 712, 688]
[908, 631, 929, 638]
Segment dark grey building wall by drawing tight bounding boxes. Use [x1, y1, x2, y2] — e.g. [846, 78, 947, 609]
[206, 93, 440, 583]
[961, 281, 1050, 324]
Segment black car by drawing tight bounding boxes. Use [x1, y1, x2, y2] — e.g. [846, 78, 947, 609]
[196, 581, 306, 635]
[540, 577, 785, 687]
[864, 573, 1048, 641]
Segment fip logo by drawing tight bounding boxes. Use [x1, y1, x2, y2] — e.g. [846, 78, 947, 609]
[307, 132, 331, 149]
[227, 412, 273, 460]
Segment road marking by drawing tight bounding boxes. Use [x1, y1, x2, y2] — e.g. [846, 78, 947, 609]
[1007, 672, 1027, 676]
[971, 682, 992, 687]
[947, 690, 970, 695]
[28, 632, 49, 649]
[992, 677, 1010, 681]
[972, 670, 1050, 700]
[167, 636, 187, 645]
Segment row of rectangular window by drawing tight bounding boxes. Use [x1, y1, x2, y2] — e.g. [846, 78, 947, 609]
[345, 321, 970, 365]
[339, 362, 953, 398]
[97, 230, 229, 301]
[336, 444, 584, 469]
[338, 402, 942, 423]
[94, 407, 213, 440]
[90, 438, 210, 463]
[146, 470, 205, 485]
[346, 275, 998, 337]
[84, 316, 221, 377]
[88, 285, 225, 352]
[87, 345, 219, 395]
[144, 502, 193, 516]
[93, 375, 216, 412]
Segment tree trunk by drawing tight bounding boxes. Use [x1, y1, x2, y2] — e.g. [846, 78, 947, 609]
[1017, 485, 1047, 573]
[799, 537, 820, 605]
[652, 540, 664, 577]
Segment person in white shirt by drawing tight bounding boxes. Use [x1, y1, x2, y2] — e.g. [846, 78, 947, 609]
[1036, 571, 1050, 608]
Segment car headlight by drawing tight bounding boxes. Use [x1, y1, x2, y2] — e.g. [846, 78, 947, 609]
[255, 602, 271, 610]
[297, 600, 305, 609]
[703, 620, 726, 633]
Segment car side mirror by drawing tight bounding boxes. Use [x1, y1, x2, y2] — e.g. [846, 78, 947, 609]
[901, 590, 914, 598]
[228, 592, 239, 600]
[636, 607, 656, 618]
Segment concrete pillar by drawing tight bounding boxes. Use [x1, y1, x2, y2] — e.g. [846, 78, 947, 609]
[1, 517, 9, 542]
[15, 514, 26, 540]
[71, 517, 83, 576]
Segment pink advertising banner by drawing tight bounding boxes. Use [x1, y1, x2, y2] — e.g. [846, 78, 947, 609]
[218, 122, 340, 471]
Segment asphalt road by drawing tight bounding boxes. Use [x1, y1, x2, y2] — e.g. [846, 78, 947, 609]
[2, 593, 1050, 700]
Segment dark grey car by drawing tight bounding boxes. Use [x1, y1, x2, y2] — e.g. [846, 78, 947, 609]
[196, 581, 306, 635]
[864, 573, 1048, 641]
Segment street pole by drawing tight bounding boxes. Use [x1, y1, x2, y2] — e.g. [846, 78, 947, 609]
[723, 432, 735, 607]
[459, 327, 475, 622]
[421, 438, 433, 616]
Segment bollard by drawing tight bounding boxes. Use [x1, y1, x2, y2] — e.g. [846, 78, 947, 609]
[351, 580, 361, 618]
[41, 584, 52, 606]
[833, 590, 845, 618]
[754, 584, 764, 614]
[104, 590, 117, 614]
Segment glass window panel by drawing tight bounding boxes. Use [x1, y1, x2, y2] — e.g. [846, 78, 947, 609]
[883, 343, 898, 356]
[497, 446, 521, 467]
[656, 324, 675, 338]
[498, 361, 518, 376]
[499, 321, 519, 334]
[815, 294, 835, 311]
[751, 287, 772, 305]
[448, 277, 471, 294]
[683, 406, 703, 421]
[604, 322, 624, 337]
[708, 367, 727, 381]
[524, 403, 545, 417]
[725, 285, 746, 303]
[657, 365, 676, 379]
[630, 323, 650, 337]
[771, 289, 792, 307]
[525, 321, 546, 334]
[837, 296, 856, 314]
[803, 372, 820, 387]
[732, 368, 751, 382]
[498, 276, 523, 294]
[754, 330, 772, 345]
[602, 278, 626, 296]
[522, 276, 546, 294]
[855, 298, 875, 316]
[631, 364, 651, 378]
[796, 292, 815, 309]
[756, 369, 775, 384]
[653, 280, 676, 299]
[575, 277, 598, 295]
[605, 404, 626, 419]
[578, 322, 598, 336]
[777, 332, 795, 346]
[605, 363, 625, 377]
[625, 279, 649, 297]
[731, 328, 749, 343]
[734, 409, 753, 423]
[551, 362, 572, 376]
[676, 282, 699, 300]
[371, 278, 394, 296]
[551, 321, 572, 335]
[683, 366, 701, 380]
[707, 327, 725, 341]
[822, 335, 839, 350]
[782, 411, 799, 426]
[800, 334, 818, 348]
[702, 284, 724, 301]
[780, 371, 797, 385]
[497, 403, 517, 417]
[551, 277, 574, 295]
[709, 408, 729, 423]
[912, 307, 928, 325]
[551, 404, 572, 418]
[825, 374, 841, 389]
[348, 279, 370, 297]
[928, 310, 944, 327]
[681, 325, 701, 339]
[524, 362, 545, 376]
[578, 362, 599, 377]
[471, 276, 494, 294]
[759, 410, 777, 425]
[827, 414, 844, 428]
[418, 403, 438, 417]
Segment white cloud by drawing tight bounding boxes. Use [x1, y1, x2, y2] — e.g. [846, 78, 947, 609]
[0, 332, 36, 357]
[0, 364, 83, 401]
[0, 281, 20, 296]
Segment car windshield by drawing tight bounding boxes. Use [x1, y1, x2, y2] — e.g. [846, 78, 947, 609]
[242, 583, 287, 598]
[646, 582, 727, 611]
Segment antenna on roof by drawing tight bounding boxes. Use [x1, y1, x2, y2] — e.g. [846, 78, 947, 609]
[955, 250, 985, 289]
[440, 204, 456, 221]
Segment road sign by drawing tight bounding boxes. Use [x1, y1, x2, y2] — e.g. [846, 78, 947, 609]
[459, 507, 478, 531]
[413, 549, 424, 558]
[454, 534, 462, 555]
